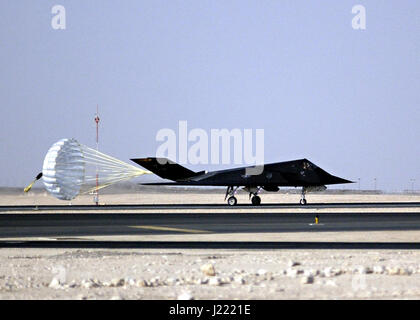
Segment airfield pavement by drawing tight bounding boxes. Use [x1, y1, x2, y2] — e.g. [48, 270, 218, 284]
[1, 189, 420, 300]
[1, 188, 419, 206]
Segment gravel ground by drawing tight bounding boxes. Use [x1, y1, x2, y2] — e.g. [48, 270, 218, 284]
[1, 248, 420, 300]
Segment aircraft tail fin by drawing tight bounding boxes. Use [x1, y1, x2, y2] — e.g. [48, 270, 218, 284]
[130, 157, 198, 181]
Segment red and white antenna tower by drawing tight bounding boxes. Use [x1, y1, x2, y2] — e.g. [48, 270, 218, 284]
[94, 105, 100, 205]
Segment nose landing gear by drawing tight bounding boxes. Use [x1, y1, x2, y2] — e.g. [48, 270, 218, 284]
[300, 187, 307, 205]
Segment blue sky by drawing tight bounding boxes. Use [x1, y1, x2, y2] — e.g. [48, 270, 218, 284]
[0, 1, 419, 191]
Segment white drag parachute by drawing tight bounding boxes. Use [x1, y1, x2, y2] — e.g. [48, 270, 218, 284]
[42, 138, 149, 200]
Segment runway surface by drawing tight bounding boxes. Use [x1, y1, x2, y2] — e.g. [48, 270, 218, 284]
[1, 208, 420, 249]
[1, 202, 419, 211]
[1, 240, 420, 250]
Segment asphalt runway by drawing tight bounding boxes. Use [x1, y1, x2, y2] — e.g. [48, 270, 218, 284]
[2, 241, 420, 250]
[1, 208, 420, 249]
[1, 202, 419, 211]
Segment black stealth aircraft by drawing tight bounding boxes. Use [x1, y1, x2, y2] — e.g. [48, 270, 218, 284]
[131, 157, 353, 206]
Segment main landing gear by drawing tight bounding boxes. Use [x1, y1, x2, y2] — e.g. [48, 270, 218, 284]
[248, 187, 262, 206]
[227, 196, 237, 206]
[251, 195, 261, 205]
[225, 186, 263, 206]
[225, 186, 239, 206]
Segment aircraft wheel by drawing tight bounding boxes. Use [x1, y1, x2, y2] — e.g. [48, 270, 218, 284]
[251, 195, 261, 206]
[227, 196, 237, 206]
[300, 199, 307, 205]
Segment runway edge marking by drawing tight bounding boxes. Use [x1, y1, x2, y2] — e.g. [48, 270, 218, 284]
[129, 225, 210, 234]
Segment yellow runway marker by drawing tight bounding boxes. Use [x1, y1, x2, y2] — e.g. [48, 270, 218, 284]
[130, 225, 210, 234]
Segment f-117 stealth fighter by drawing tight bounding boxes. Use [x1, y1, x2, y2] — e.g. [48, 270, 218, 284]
[131, 157, 353, 205]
